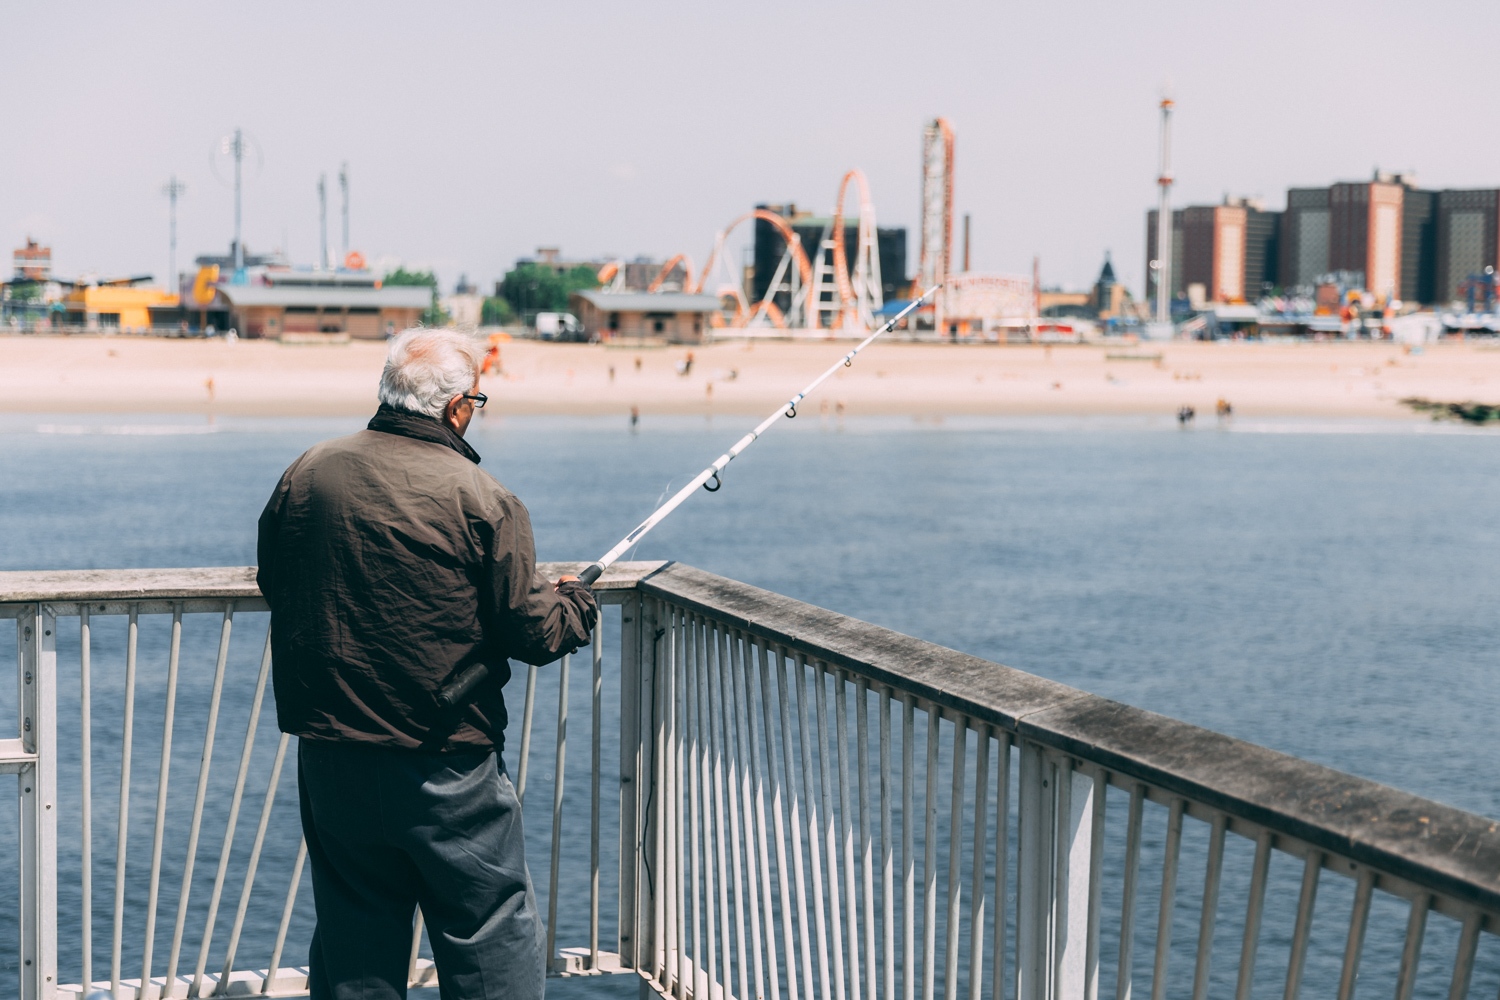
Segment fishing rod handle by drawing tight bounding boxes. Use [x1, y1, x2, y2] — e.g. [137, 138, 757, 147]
[578, 562, 604, 586]
[437, 661, 489, 709]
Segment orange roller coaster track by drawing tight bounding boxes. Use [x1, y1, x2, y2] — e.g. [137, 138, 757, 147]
[695, 209, 813, 298]
[647, 254, 695, 293]
[830, 168, 878, 329]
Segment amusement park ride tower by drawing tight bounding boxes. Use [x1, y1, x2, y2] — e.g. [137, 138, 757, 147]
[919, 118, 955, 330]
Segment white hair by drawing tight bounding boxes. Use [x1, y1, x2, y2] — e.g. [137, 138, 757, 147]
[378, 329, 483, 419]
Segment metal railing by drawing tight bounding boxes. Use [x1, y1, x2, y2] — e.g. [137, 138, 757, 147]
[1, 563, 1497, 999]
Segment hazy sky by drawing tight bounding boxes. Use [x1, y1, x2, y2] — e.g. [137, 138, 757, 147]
[6, 1, 1495, 297]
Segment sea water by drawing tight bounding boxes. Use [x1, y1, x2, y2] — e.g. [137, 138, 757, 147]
[0, 412, 1496, 997]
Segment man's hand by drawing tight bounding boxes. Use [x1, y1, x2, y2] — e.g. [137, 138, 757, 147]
[555, 575, 579, 590]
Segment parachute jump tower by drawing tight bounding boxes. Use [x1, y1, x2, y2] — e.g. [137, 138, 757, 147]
[919, 118, 955, 332]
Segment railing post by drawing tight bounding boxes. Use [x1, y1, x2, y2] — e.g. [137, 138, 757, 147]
[618, 593, 643, 967]
[1017, 745, 1095, 1000]
[18, 604, 58, 1000]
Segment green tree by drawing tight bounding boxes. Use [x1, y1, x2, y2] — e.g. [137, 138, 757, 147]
[481, 296, 516, 325]
[5, 281, 43, 303]
[498, 263, 599, 323]
[382, 267, 448, 326]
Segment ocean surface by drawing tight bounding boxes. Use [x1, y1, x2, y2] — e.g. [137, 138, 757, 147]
[0, 411, 1496, 997]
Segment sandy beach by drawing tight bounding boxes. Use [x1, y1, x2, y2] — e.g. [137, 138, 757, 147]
[1, 334, 1498, 420]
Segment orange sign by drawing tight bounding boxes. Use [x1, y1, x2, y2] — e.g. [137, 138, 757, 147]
[344, 251, 367, 271]
[191, 265, 220, 306]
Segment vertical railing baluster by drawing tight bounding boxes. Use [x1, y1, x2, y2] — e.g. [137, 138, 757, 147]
[687, 617, 705, 998]
[717, 629, 756, 1000]
[776, 645, 814, 1000]
[1085, 769, 1108, 1000]
[1393, 893, 1430, 1000]
[1149, 798, 1185, 1000]
[1234, 830, 1272, 1000]
[1190, 812, 1227, 1000]
[993, 736, 1011, 1000]
[193, 623, 273, 997]
[111, 606, 139, 996]
[817, 662, 848, 1000]
[836, 669, 861, 1000]
[262, 837, 308, 994]
[544, 651, 571, 968]
[858, 678, 878, 1000]
[141, 604, 184, 994]
[761, 643, 799, 1000]
[408, 911, 425, 988]
[79, 607, 93, 993]
[1282, 850, 1322, 1000]
[968, 727, 990, 1000]
[166, 604, 235, 993]
[515, 661, 540, 803]
[731, 633, 769, 1000]
[1446, 910, 1481, 1000]
[923, 705, 941, 1000]
[903, 695, 916, 1000]
[944, 719, 968, 1000]
[1336, 868, 1375, 1000]
[661, 608, 680, 993]
[590, 623, 603, 969]
[676, 608, 691, 998]
[219, 731, 292, 989]
[799, 654, 834, 1000]
[699, 620, 723, 995]
[881, 689, 896, 1000]
[1114, 784, 1146, 1000]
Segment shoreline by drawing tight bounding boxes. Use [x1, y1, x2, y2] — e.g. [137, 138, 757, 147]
[1, 335, 1497, 420]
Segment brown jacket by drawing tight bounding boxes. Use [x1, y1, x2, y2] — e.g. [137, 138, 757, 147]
[257, 405, 597, 753]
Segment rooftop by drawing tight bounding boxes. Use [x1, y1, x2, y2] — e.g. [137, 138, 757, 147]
[572, 289, 722, 312]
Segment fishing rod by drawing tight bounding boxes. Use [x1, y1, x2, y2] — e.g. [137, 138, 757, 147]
[437, 283, 942, 709]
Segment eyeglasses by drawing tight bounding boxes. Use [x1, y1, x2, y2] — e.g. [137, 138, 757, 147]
[461, 392, 488, 409]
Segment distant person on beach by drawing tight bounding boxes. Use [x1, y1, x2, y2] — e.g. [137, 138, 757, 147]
[256, 329, 597, 1000]
[1178, 405, 1196, 425]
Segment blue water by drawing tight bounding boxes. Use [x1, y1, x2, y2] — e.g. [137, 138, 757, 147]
[0, 412, 1497, 997]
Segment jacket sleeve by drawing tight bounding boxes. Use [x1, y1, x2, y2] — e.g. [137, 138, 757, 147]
[256, 464, 295, 609]
[483, 493, 599, 666]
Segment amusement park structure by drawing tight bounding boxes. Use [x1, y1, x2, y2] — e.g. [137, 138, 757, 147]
[591, 117, 1036, 335]
[919, 117, 956, 330]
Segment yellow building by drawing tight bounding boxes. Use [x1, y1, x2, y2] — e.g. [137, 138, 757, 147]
[59, 283, 179, 331]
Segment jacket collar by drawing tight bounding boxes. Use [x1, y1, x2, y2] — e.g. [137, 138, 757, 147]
[368, 403, 482, 465]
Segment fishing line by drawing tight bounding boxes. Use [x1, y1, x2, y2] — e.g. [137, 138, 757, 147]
[439, 284, 941, 708]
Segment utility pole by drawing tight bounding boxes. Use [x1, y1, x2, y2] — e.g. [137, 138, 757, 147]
[318, 173, 329, 269]
[231, 128, 245, 272]
[162, 175, 187, 295]
[339, 162, 349, 263]
[1154, 98, 1174, 325]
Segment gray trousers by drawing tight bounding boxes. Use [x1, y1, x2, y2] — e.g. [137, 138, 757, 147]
[298, 740, 544, 1000]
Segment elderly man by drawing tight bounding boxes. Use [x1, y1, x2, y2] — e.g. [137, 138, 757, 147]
[257, 329, 596, 1000]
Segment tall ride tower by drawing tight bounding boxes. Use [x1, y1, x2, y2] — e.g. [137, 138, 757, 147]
[1152, 98, 1174, 326]
[919, 118, 955, 330]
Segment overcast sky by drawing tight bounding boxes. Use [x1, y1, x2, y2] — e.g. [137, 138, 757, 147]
[5, 1, 1495, 297]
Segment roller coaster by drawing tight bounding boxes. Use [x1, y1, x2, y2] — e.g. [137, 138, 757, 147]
[597, 168, 889, 332]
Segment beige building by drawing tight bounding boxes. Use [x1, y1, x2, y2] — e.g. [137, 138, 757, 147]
[571, 290, 720, 342]
[218, 271, 429, 339]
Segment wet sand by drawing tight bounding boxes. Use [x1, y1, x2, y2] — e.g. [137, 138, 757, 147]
[2, 334, 1498, 420]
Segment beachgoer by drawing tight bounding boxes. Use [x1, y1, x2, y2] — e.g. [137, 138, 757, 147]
[256, 329, 597, 1000]
[205, 376, 215, 402]
[1178, 405, 1195, 425]
[630, 405, 640, 429]
[608, 365, 615, 382]
[634, 356, 642, 372]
